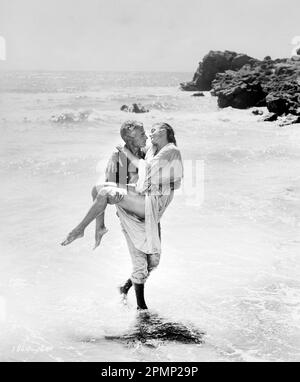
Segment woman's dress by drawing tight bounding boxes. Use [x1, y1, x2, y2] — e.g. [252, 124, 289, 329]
[116, 143, 183, 254]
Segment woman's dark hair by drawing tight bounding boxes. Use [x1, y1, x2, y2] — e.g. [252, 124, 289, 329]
[160, 123, 177, 146]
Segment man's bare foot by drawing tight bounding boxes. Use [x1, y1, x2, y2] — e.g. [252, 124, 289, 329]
[118, 279, 132, 305]
[61, 228, 84, 246]
[93, 227, 108, 250]
[119, 279, 132, 295]
[119, 289, 128, 305]
[118, 286, 128, 305]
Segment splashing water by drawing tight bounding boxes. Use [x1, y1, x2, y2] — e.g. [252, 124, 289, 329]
[0, 71, 299, 362]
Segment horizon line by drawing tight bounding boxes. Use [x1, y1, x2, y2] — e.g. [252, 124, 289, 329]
[0, 68, 193, 73]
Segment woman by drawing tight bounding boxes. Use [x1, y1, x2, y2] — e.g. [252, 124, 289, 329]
[61, 122, 183, 253]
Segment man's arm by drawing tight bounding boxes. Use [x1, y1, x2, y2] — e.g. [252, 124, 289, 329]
[116, 145, 141, 168]
[105, 150, 120, 183]
[103, 151, 124, 204]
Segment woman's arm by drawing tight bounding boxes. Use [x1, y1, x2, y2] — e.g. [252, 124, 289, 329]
[139, 145, 183, 193]
[116, 145, 141, 168]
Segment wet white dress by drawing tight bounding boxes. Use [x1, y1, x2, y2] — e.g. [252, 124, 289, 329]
[116, 143, 183, 254]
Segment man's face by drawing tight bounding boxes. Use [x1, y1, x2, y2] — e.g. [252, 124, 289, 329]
[132, 128, 147, 148]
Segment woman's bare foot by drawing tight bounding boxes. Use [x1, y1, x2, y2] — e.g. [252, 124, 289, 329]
[93, 227, 108, 250]
[61, 228, 84, 246]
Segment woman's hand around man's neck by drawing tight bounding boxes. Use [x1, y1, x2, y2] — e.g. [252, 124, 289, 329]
[125, 143, 142, 157]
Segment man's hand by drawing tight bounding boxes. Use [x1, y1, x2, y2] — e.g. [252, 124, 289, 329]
[116, 144, 123, 152]
[107, 189, 124, 204]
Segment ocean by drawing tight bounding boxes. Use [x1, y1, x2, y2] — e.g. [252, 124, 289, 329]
[0, 70, 299, 362]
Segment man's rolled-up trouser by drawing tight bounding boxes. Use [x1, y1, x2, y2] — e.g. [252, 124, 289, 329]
[101, 183, 161, 284]
[121, 228, 160, 284]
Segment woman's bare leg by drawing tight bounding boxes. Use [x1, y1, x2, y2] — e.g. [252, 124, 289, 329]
[61, 189, 145, 246]
[61, 188, 109, 246]
[117, 191, 145, 218]
[91, 186, 108, 249]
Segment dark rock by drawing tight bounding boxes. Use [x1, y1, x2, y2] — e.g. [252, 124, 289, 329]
[291, 107, 300, 116]
[263, 112, 278, 122]
[191, 92, 205, 97]
[264, 80, 300, 116]
[291, 55, 300, 62]
[256, 98, 268, 107]
[131, 103, 146, 113]
[231, 54, 253, 70]
[212, 67, 267, 109]
[217, 81, 266, 109]
[120, 103, 149, 113]
[212, 55, 300, 112]
[252, 109, 264, 115]
[180, 50, 254, 91]
[183, 50, 300, 114]
[266, 94, 288, 115]
[275, 64, 296, 76]
[120, 105, 129, 111]
[297, 47, 300, 56]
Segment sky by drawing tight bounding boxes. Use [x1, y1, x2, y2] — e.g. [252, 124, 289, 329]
[0, 0, 299, 71]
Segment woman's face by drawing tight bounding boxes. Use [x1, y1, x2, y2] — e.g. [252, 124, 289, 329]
[149, 124, 166, 145]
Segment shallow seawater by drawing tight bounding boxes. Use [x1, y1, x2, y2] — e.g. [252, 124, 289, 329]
[0, 71, 299, 362]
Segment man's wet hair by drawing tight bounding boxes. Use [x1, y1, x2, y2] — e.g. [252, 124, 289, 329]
[120, 120, 144, 143]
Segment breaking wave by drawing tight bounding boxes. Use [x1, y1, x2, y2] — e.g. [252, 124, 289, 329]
[50, 109, 100, 124]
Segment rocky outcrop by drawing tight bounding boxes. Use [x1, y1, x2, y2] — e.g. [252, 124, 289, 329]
[265, 80, 300, 115]
[181, 50, 300, 122]
[211, 55, 300, 115]
[215, 75, 266, 109]
[180, 50, 254, 91]
[120, 103, 149, 113]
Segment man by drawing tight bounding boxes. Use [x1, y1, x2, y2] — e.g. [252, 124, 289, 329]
[99, 120, 161, 311]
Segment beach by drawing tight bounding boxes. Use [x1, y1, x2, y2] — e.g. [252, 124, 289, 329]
[0, 70, 299, 361]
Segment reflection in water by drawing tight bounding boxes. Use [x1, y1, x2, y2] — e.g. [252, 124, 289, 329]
[82, 311, 205, 348]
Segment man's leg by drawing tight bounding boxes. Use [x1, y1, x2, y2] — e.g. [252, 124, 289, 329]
[121, 228, 149, 310]
[146, 223, 161, 278]
[147, 253, 160, 275]
[134, 283, 148, 310]
[119, 278, 132, 295]
[120, 223, 161, 303]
